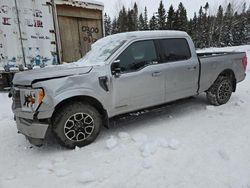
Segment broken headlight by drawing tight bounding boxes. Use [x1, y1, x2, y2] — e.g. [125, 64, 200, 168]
[20, 88, 44, 112]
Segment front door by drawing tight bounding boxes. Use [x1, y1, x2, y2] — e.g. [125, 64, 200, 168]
[111, 40, 165, 115]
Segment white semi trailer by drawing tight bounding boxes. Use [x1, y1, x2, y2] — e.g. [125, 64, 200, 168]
[0, 0, 104, 89]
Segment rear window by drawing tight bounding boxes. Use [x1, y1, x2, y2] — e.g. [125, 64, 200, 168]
[158, 38, 191, 63]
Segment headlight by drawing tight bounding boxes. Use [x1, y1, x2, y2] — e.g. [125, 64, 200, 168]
[20, 88, 44, 112]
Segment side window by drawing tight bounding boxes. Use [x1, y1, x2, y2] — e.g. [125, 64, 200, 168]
[117, 40, 157, 73]
[158, 38, 191, 63]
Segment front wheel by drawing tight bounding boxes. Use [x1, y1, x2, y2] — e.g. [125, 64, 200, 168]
[206, 76, 233, 106]
[52, 102, 102, 149]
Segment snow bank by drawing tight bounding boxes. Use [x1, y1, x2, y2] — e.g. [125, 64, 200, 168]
[132, 133, 148, 145]
[106, 136, 118, 149]
[54, 168, 71, 178]
[77, 172, 96, 184]
[142, 159, 153, 169]
[118, 132, 130, 140]
[37, 160, 54, 171]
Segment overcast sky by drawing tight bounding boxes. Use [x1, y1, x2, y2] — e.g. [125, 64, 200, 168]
[99, 0, 249, 19]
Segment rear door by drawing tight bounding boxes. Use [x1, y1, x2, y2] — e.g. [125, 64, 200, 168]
[157, 38, 199, 102]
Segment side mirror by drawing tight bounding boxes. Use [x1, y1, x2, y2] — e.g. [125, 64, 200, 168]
[111, 60, 121, 78]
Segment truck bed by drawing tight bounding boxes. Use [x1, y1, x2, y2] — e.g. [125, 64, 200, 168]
[197, 51, 246, 93]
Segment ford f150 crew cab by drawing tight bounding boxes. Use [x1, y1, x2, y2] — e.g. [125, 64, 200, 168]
[10, 31, 247, 148]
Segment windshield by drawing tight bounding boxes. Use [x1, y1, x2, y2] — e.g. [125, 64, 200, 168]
[75, 36, 127, 65]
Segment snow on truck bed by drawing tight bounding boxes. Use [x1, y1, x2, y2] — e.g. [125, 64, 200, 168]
[0, 45, 250, 188]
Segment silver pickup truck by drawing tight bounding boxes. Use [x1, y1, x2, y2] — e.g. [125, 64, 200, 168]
[10, 31, 247, 148]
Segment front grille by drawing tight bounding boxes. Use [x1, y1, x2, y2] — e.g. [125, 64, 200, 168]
[13, 89, 21, 109]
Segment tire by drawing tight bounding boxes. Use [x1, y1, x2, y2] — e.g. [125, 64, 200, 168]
[52, 102, 102, 149]
[206, 76, 233, 106]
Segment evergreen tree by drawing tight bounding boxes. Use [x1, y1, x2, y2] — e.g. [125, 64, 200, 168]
[127, 9, 134, 31]
[109, 1, 250, 47]
[132, 3, 139, 31]
[212, 5, 224, 46]
[149, 15, 158, 30]
[174, 2, 188, 31]
[204, 2, 209, 14]
[247, 6, 250, 44]
[104, 13, 112, 36]
[157, 0, 167, 30]
[187, 18, 193, 36]
[143, 7, 149, 30]
[202, 2, 210, 47]
[117, 6, 128, 32]
[196, 6, 204, 48]
[221, 3, 234, 46]
[191, 13, 198, 47]
[111, 17, 119, 34]
[232, 3, 247, 45]
[166, 5, 175, 30]
[138, 13, 145, 30]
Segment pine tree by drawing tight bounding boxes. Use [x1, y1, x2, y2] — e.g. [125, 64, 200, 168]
[127, 9, 134, 31]
[172, 3, 188, 32]
[149, 15, 158, 30]
[111, 17, 118, 34]
[202, 2, 210, 47]
[104, 13, 112, 36]
[138, 13, 144, 30]
[108, 1, 249, 47]
[212, 5, 224, 46]
[143, 7, 149, 30]
[187, 18, 193, 36]
[166, 5, 175, 30]
[232, 3, 247, 45]
[157, 0, 167, 30]
[191, 13, 198, 47]
[247, 6, 250, 44]
[196, 6, 204, 48]
[132, 3, 139, 31]
[117, 6, 128, 32]
[221, 3, 234, 46]
[204, 2, 209, 14]
[232, 12, 242, 46]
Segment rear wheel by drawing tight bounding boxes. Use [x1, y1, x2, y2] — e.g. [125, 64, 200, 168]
[206, 76, 233, 106]
[52, 102, 102, 149]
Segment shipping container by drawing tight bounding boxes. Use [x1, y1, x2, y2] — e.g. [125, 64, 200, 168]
[0, 0, 104, 88]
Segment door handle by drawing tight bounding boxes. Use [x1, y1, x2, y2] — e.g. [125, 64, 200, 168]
[152, 72, 162, 77]
[187, 66, 197, 71]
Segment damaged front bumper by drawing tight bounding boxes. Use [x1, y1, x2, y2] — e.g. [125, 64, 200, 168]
[13, 106, 54, 146]
[16, 117, 49, 139]
[11, 86, 54, 146]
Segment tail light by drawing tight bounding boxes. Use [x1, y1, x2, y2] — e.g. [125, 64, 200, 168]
[242, 54, 247, 72]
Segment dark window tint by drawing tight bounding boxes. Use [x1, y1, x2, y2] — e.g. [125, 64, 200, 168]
[117, 40, 157, 72]
[158, 38, 191, 62]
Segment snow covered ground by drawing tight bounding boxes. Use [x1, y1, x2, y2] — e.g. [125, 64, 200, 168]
[0, 45, 250, 188]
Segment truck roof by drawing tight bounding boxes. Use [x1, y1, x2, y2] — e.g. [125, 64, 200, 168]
[109, 30, 189, 40]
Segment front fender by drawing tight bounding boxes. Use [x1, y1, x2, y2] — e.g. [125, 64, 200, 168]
[54, 88, 106, 109]
[33, 74, 111, 118]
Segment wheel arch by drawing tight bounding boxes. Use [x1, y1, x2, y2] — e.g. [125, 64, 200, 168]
[218, 69, 236, 92]
[52, 95, 109, 127]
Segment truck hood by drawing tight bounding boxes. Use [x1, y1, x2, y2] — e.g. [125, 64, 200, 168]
[13, 65, 93, 86]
